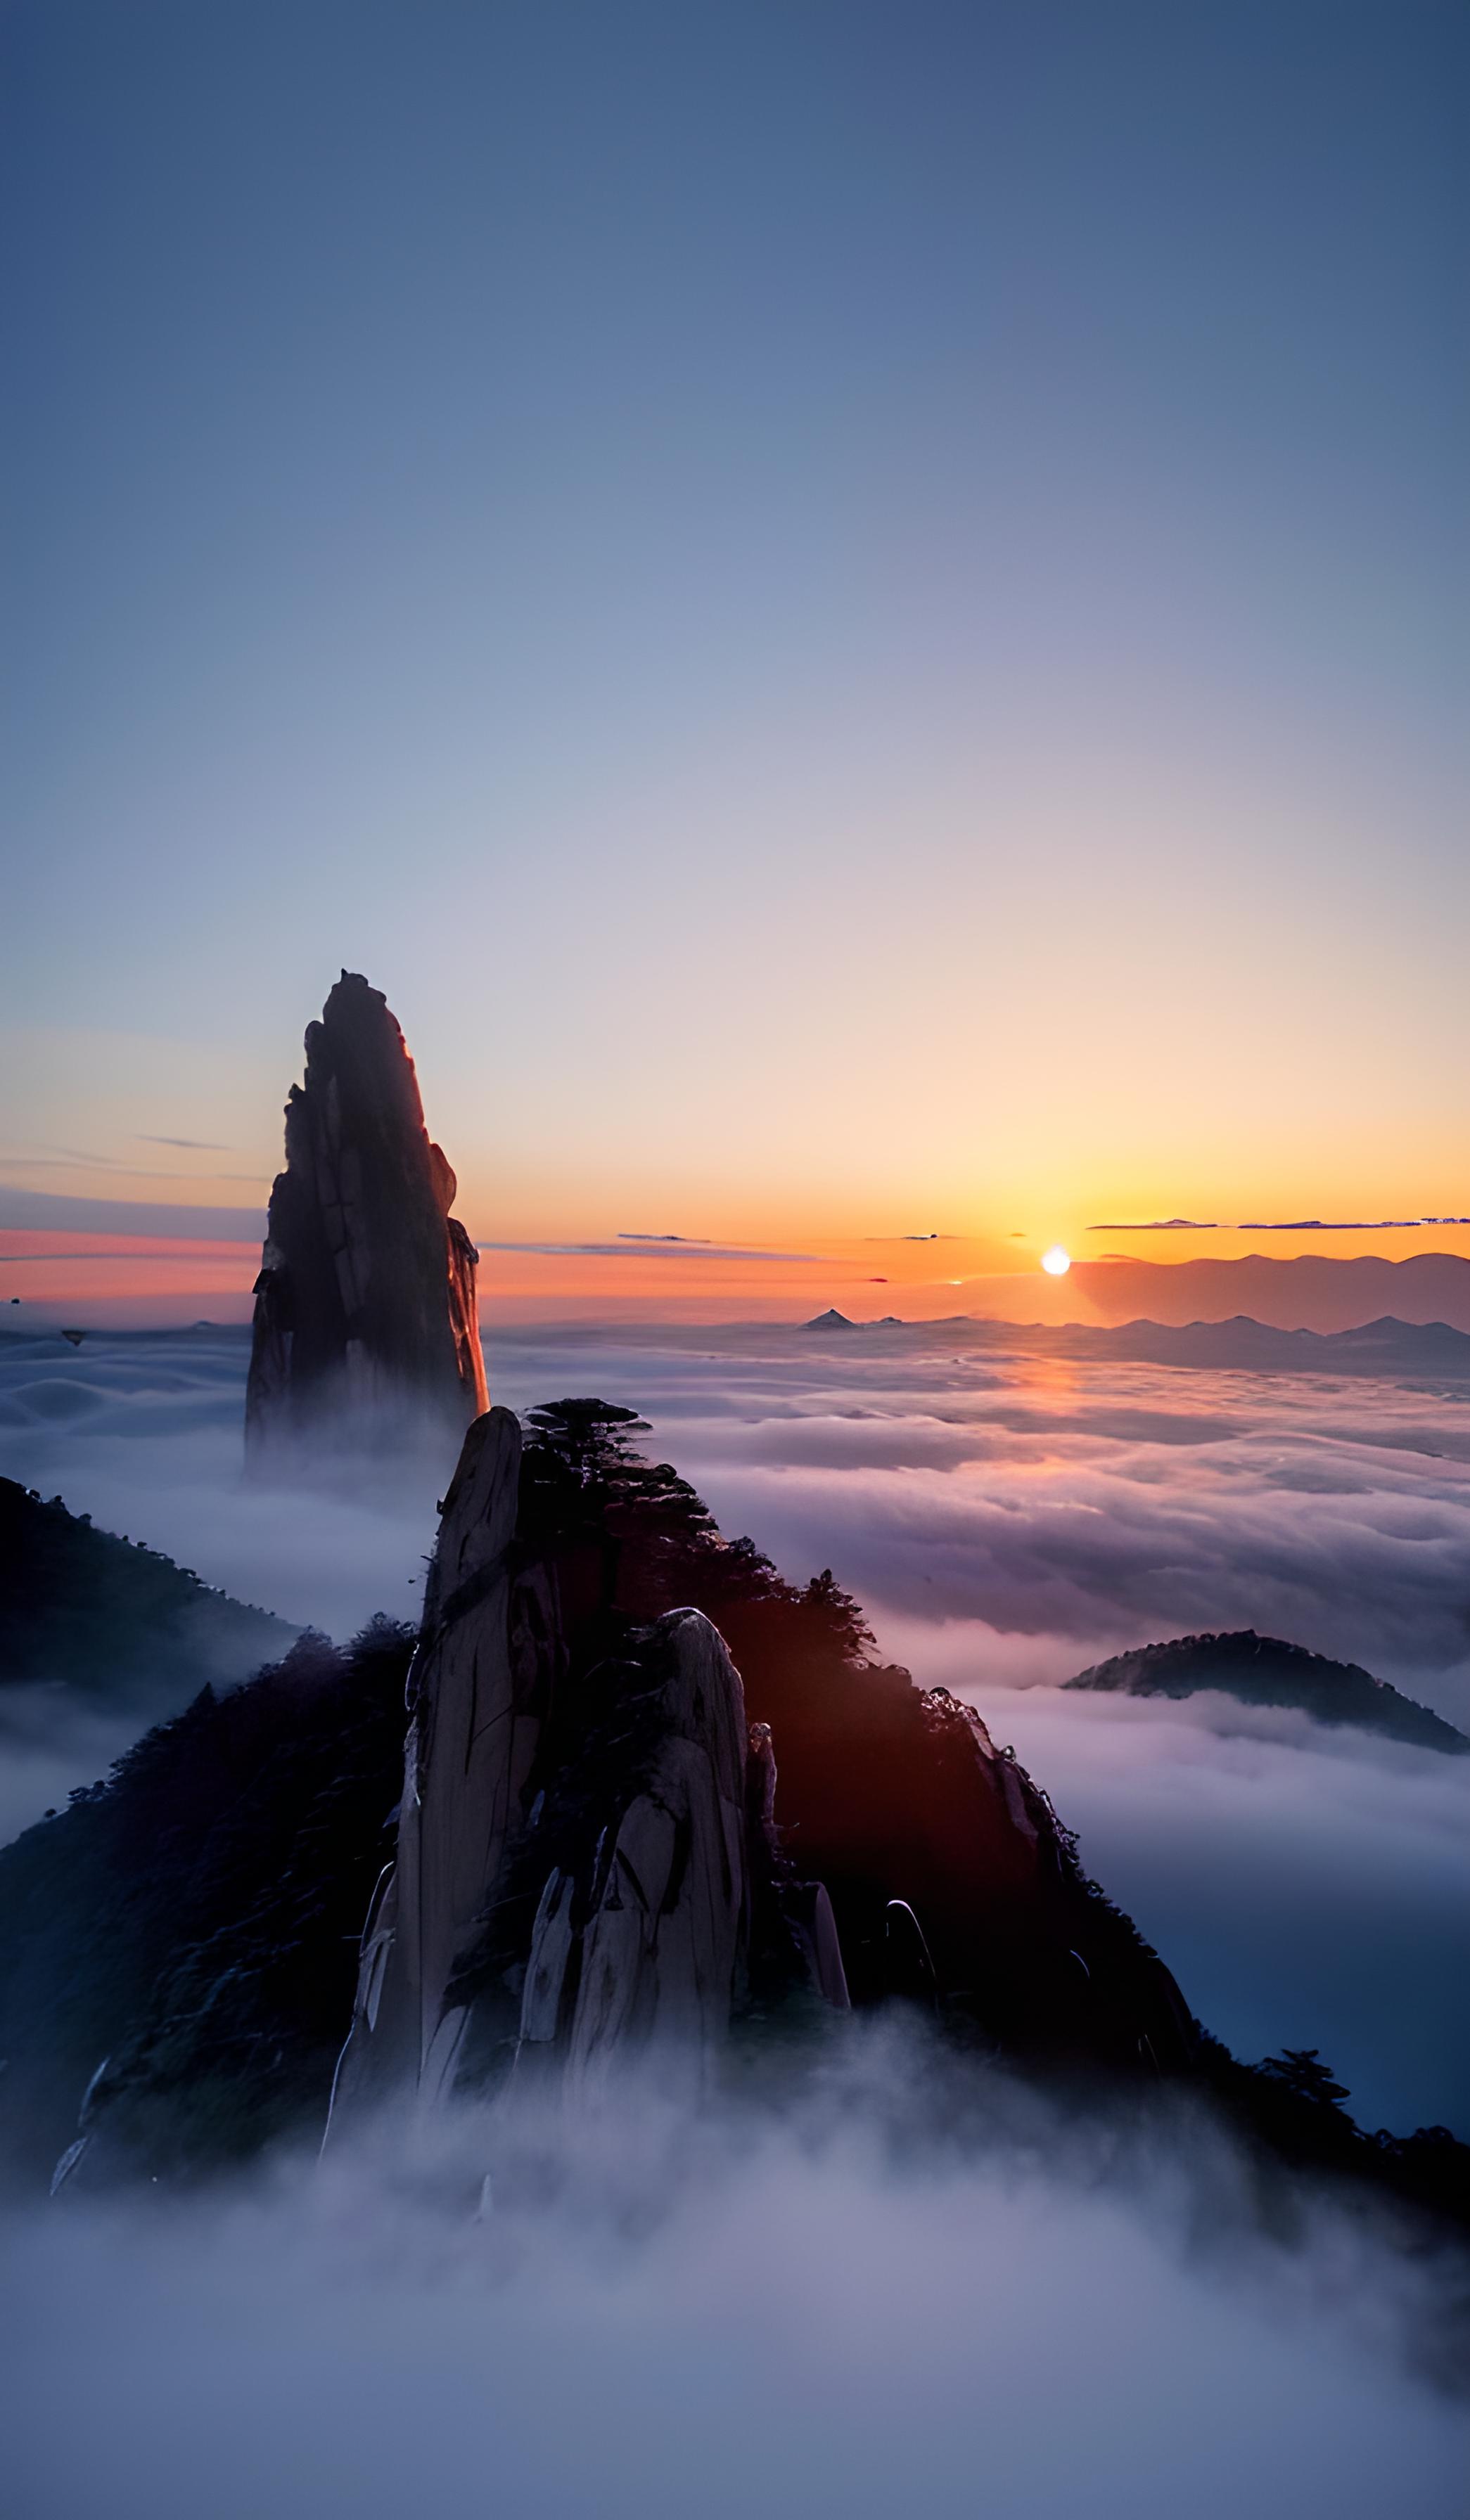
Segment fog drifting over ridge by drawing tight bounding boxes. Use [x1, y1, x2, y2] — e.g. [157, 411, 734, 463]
[489, 1319, 1470, 1715]
[3, 1318, 1470, 2133]
[9, 2041, 1470, 2520]
[4, 1325, 1470, 2506]
[8, 1316, 1470, 1702]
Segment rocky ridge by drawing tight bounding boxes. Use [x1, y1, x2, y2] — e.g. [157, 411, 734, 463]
[245, 972, 487, 1455]
[328, 1399, 1196, 2133]
[1, 1405, 1466, 2244]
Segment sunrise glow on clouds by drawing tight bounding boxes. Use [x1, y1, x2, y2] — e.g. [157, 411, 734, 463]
[8, 1207, 1470, 1328]
[2, 7, 1464, 1318]
[3, 13, 1469, 2502]
[6, 1313, 1470, 2134]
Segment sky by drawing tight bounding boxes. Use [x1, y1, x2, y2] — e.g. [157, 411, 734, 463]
[5, 23, 1469, 2481]
[4, 0, 1468, 1297]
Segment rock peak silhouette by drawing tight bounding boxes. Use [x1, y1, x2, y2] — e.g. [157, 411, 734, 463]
[245, 972, 487, 1455]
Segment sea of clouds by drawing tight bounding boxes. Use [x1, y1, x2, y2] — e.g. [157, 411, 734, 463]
[3, 1315, 1470, 2136]
[5, 1318, 1470, 2503]
[8, 2033, 1470, 2520]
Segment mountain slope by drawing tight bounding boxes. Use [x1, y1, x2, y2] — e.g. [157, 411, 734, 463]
[4, 1406, 1466, 2245]
[0, 1477, 295, 1699]
[1065, 1628, 1467, 1752]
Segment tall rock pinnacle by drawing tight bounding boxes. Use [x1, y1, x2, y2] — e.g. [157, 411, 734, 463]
[245, 972, 488, 1454]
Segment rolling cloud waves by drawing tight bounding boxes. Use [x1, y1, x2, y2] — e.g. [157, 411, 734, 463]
[8, 2036, 1470, 2520]
[4, 1320, 1470, 2127]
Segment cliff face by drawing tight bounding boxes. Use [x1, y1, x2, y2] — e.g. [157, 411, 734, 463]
[329, 1409, 542, 2114]
[328, 1401, 1191, 2134]
[245, 973, 487, 1455]
[11, 1412, 1470, 2236]
[328, 1413, 848, 2128]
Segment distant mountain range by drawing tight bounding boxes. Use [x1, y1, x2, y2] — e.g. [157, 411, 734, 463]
[1071, 1252, 1470, 1334]
[0, 1477, 295, 1704]
[1023, 1313, 1470, 1377]
[1065, 1630, 1468, 1754]
[803, 1310, 1470, 1380]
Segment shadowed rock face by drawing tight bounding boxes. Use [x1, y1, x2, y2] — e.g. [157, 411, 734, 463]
[7, 1416, 1469, 2230]
[328, 1403, 1194, 2140]
[245, 972, 487, 1453]
[514, 1609, 751, 2106]
[328, 1408, 547, 2117]
[327, 1422, 851, 2133]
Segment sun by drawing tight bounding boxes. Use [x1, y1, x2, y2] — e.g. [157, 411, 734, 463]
[1040, 1244, 1071, 1276]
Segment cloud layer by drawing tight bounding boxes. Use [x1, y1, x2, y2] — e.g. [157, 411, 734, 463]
[485, 1320, 1470, 1711]
[4, 1318, 1470, 2130]
[8, 2047, 1469, 2520]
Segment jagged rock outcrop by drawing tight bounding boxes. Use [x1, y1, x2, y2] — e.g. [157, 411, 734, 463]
[11, 1406, 1470, 2235]
[328, 1408, 549, 2116]
[513, 1610, 751, 2104]
[245, 972, 487, 1456]
[1066, 1631, 1469, 1754]
[329, 1400, 1193, 2137]
[492, 1404, 1197, 2072]
[328, 1410, 852, 2132]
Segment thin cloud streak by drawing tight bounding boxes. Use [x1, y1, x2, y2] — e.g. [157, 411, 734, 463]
[135, 1135, 231, 1152]
[475, 1240, 828, 1264]
[1091, 1217, 1470, 1232]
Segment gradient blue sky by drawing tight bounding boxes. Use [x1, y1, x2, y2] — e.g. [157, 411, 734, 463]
[4, 1, 1466, 1247]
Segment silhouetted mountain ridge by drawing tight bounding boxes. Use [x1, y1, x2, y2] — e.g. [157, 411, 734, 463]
[1, 1412, 1465, 2240]
[1071, 1250, 1470, 1333]
[805, 1312, 1470, 1379]
[1066, 1629, 1467, 1753]
[0, 1476, 295, 1702]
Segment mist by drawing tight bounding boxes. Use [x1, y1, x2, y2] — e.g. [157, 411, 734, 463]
[10, 1319, 1470, 1715]
[0, 1684, 160, 1846]
[0, 1326, 442, 1642]
[956, 1677, 1470, 2133]
[8, 2038, 1469, 2520]
[5, 1318, 1470, 2133]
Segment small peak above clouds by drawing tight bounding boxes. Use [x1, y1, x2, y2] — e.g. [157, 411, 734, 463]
[1066, 1631, 1469, 1755]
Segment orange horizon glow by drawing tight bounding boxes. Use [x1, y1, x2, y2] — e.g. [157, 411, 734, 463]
[8, 1221, 1470, 1336]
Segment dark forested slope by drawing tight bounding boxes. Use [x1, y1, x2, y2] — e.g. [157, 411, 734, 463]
[1, 1477, 294, 1701]
[1, 1404, 1465, 2239]
[1066, 1630, 1467, 1753]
